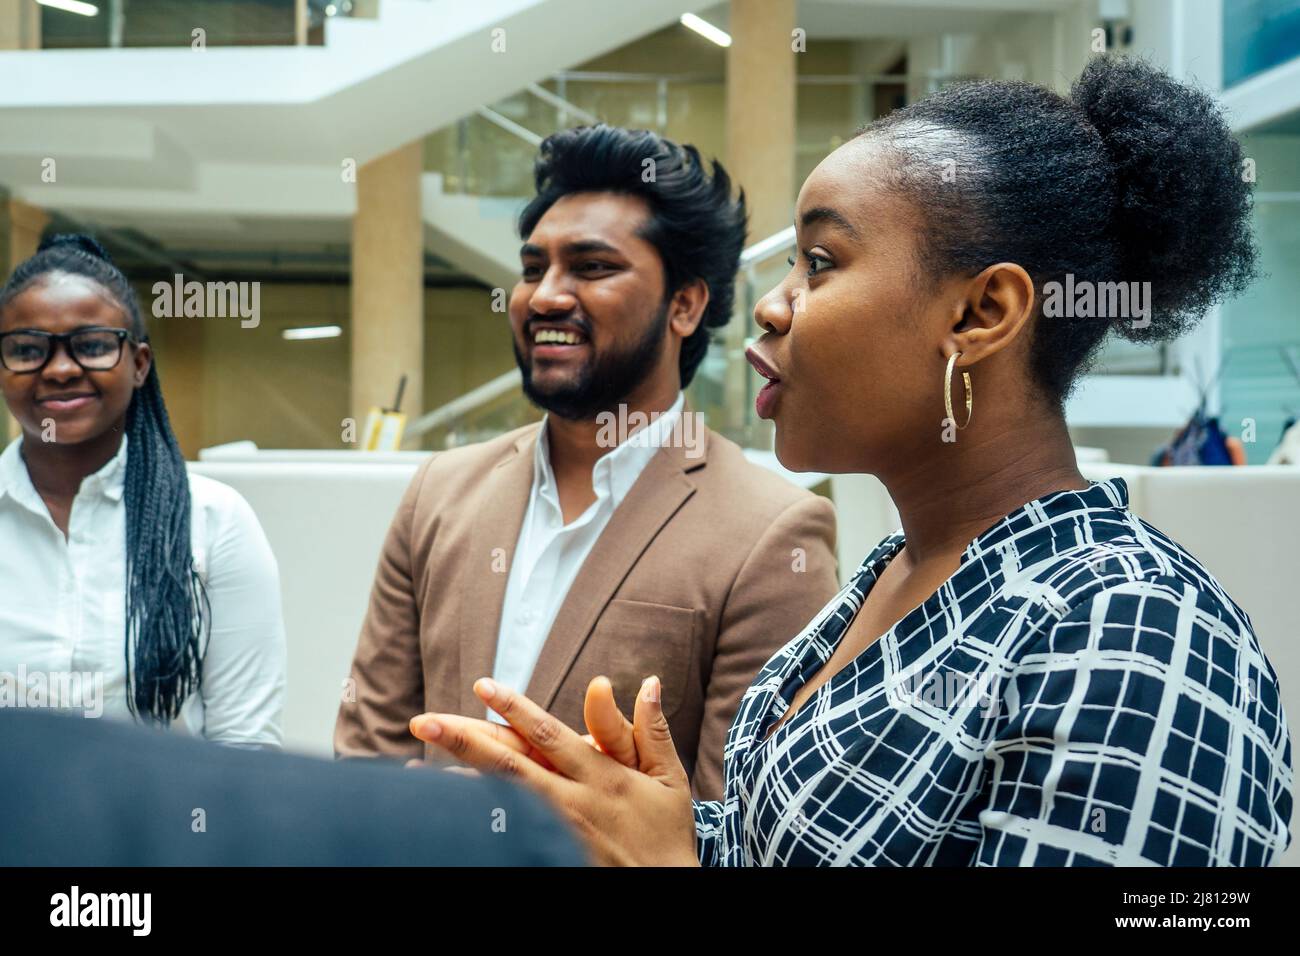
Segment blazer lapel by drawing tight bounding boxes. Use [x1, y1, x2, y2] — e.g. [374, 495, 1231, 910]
[524, 431, 709, 711]
[459, 431, 535, 716]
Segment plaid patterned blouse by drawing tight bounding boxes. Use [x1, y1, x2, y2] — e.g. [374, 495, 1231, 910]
[694, 478, 1293, 866]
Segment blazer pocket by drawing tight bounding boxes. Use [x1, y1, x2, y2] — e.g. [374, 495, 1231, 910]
[577, 599, 698, 719]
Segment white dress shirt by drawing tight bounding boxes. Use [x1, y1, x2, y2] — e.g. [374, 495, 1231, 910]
[489, 393, 685, 721]
[0, 435, 286, 747]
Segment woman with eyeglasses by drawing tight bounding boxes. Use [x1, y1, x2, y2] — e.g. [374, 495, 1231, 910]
[407, 56, 1293, 865]
[0, 234, 286, 747]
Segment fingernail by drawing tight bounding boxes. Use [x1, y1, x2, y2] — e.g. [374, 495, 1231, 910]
[420, 718, 442, 740]
[476, 678, 497, 700]
[641, 676, 660, 704]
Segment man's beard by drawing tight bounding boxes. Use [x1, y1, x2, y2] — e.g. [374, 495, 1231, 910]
[514, 301, 670, 421]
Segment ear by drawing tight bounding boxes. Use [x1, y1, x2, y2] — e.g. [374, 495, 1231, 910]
[132, 340, 153, 389]
[943, 262, 1035, 367]
[667, 278, 709, 340]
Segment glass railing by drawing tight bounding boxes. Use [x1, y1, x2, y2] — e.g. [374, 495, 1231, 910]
[1216, 341, 1300, 463]
[685, 228, 795, 452]
[424, 70, 916, 201]
[408, 369, 540, 451]
[423, 84, 599, 197]
[1223, 0, 1300, 87]
[1220, 162, 1300, 461]
[38, 0, 363, 50]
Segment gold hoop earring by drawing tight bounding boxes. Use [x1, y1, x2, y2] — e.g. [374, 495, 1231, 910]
[944, 351, 973, 430]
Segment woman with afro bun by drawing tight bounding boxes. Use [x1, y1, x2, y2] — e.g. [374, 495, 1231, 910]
[409, 55, 1292, 867]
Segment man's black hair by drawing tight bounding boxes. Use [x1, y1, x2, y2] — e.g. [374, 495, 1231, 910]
[518, 124, 748, 389]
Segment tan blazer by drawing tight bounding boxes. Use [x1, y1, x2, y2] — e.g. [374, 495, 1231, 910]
[334, 423, 839, 800]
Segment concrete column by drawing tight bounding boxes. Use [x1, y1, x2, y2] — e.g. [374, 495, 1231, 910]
[350, 141, 424, 431]
[2, 199, 50, 440]
[0, 0, 41, 50]
[727, 0, 797, 238]
[725, 0, 796, 441]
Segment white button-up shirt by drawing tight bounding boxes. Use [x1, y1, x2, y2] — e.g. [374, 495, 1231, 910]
[0, 435, 286, 747]
[489, 394, 685, 720]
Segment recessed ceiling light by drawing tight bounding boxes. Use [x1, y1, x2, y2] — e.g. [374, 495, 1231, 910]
[680, 13, 731, 48]
[282, 325, 343, 341]
[37, 0, 99, 16]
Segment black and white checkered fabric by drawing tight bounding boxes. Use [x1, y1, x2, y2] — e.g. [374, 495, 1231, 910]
[694, 478, 1293, 866]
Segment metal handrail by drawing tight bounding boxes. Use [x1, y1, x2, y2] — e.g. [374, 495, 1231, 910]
[475, 106, 543, 147]
[525, 82, 599, 126]
[740, 226, 796, 267]
[404, 368, 523, 440]
[471, 82, 601, 152]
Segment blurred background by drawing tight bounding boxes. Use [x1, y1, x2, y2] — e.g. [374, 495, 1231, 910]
[2, 2, 1298, 862]
[1, 0, 1296, 463]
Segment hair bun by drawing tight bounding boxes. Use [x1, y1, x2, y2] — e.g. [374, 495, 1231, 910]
[37, 232, 114, 265]
[1070, 54, 1257, 344]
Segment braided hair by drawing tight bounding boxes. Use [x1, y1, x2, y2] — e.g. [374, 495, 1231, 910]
[0, 233, 209, 723]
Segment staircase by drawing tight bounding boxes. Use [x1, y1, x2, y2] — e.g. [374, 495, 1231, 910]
[0, 0, 700, 201]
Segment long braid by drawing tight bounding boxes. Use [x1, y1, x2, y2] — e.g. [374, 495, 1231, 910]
[0, 234, 209, 724]
[123, 363, 210, 721]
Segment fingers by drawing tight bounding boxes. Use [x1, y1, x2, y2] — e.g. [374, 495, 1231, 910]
[582, 676, 637, 768]
[473, 679, 600, 782]
[410, 712, 559, 771]
[631, 676, 689, 787]
[410, 713, 529, 755]
[411, 712, 564, 796]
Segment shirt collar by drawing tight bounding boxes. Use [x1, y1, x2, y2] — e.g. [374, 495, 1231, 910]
[0, 437, 36, 511]
[532, 393, 686, 511]
[0, 433, 129, 511]
[84, 433, 130, 502]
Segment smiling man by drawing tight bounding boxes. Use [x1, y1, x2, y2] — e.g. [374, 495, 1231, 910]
[334, 125, 838, 799]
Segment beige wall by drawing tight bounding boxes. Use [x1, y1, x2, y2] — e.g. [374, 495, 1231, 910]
[0, 0, 40, 50]
[143, 282, 507, 458]
[422, 285, 516, 413]
[2, 199, 50, 441]
[139, 281, 208, 460]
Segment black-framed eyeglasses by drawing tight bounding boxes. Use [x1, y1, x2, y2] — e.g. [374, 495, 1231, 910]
[0, 327, 134, 374]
